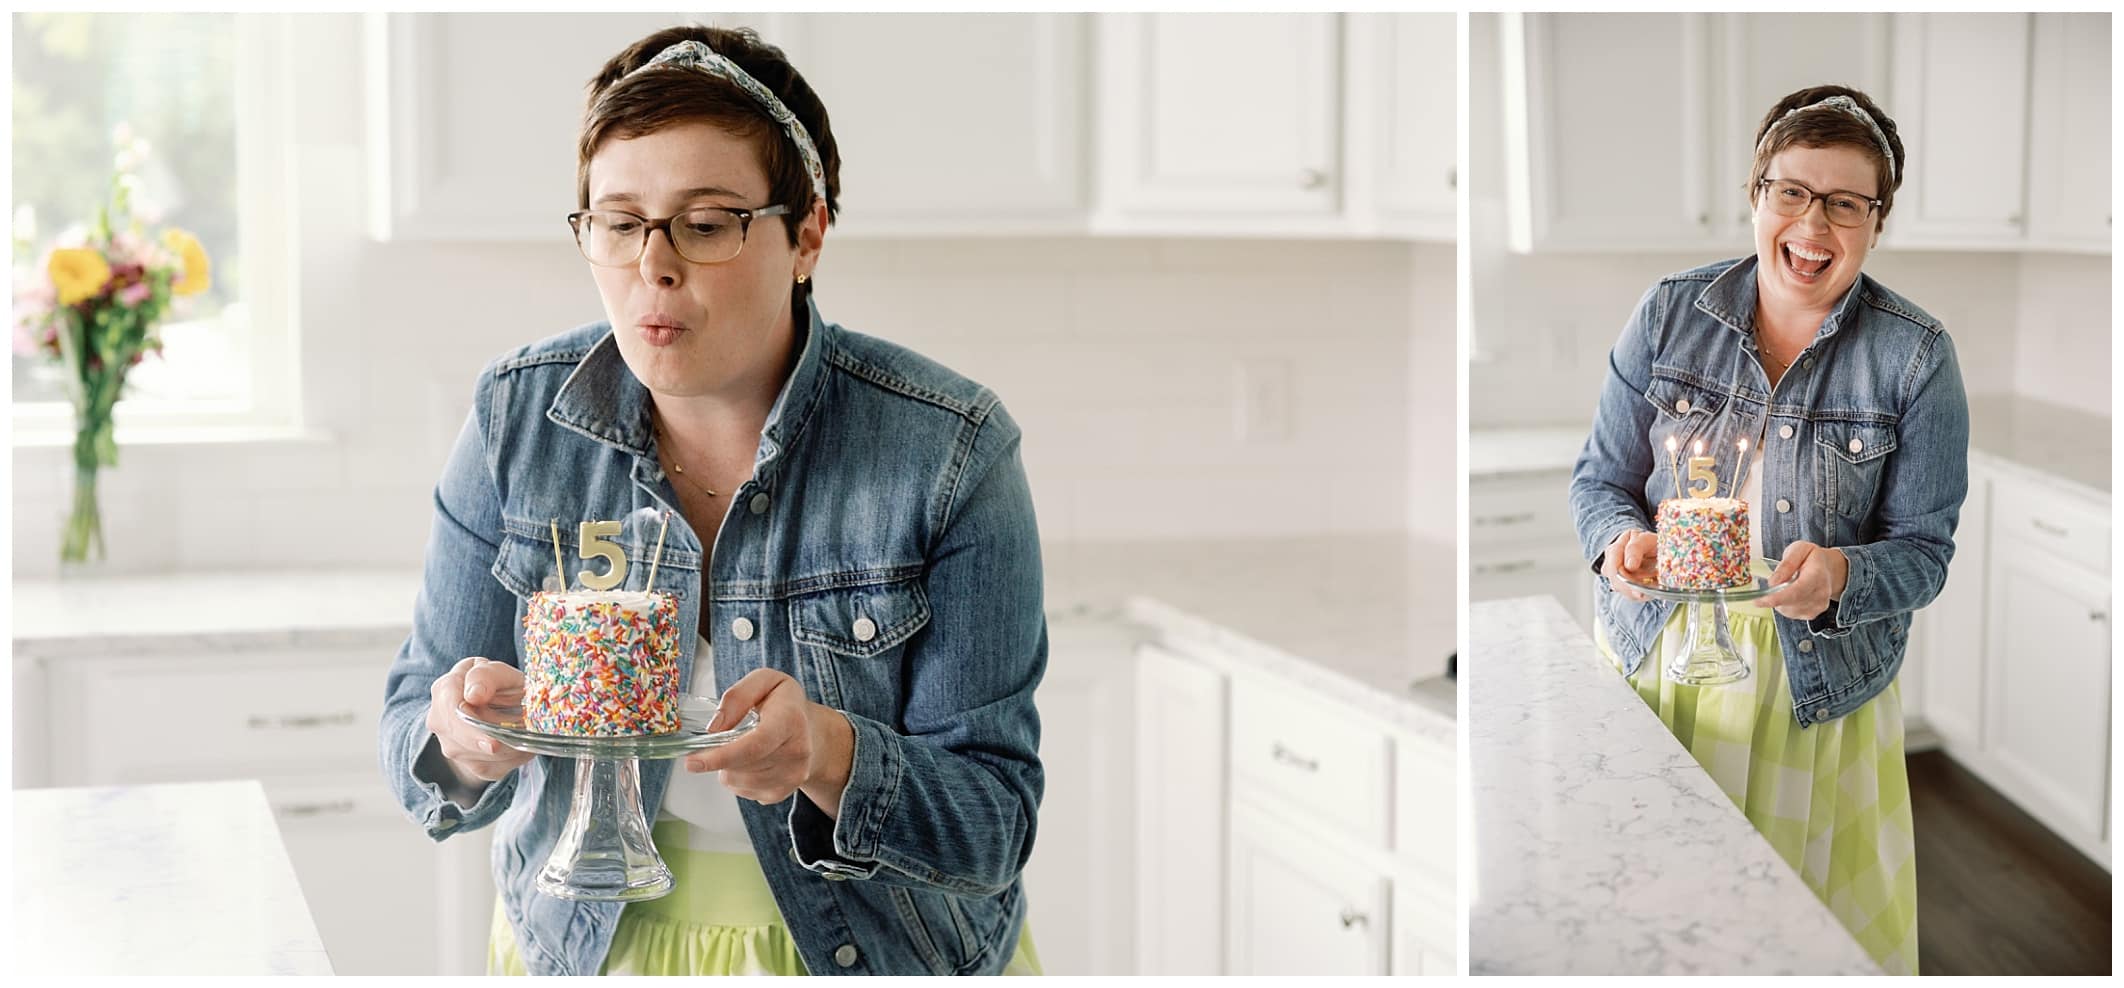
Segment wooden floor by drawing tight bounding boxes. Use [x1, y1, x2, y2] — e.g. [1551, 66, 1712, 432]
[1910, 750, 2111, 975]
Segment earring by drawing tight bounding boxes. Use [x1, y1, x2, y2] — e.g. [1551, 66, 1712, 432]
[795, 273, 810, 285]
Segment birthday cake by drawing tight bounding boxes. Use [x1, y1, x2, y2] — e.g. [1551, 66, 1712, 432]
[1655, 497, 1751, 590]
[521, 590, 683, 736]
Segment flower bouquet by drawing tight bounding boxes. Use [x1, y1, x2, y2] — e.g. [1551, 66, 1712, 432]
[13, 125, 211, 564]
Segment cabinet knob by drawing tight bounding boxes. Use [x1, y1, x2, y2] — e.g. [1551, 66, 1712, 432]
[275, 799, 356, 818]
[1271, 741, 1321, 773]
[2093, 610, 2108, 623]
[1299, 169, 1328, 190]
[2031, 518, 2069, 538]
[1698, 213, 1709, 226]
[1447, 167, 1457, 191]
[2009, 213, 2024, 225]
[1339, 909, 1370, 930]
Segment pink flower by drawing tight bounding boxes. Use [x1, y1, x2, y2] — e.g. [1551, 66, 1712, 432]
[117, 280, 152, 307]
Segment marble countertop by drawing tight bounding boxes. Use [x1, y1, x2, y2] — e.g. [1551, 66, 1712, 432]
[13, 536, 1454, 739]
[14, 780, 334, 975]
[1473, 393, 2109, 497]
[1467, 596, 1879, 975]
[1046, 535, 1457, 743]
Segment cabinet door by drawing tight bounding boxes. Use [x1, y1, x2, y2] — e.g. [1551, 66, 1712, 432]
[1368, 13, 1456, 239]
[1922, 468, 1990, 750]
[366, 13, 692, 240]
[1714, 14, 1890, 238]
[1098, 13, 1343, 224]
[1391, 875, 1456, 976]
[2025, 13, 2112, 251]
[14, 654, 47, 789]
[771, 14, 1087, 236]
[1885, 14, 2032, 247]
[1504, 14, 1723, 251]
[1021, 618, 1138, 975]
[1134, 642, 1229, 975]
[1983, 543, 2111, 852]
[1227, 806, 1390, 975]
[264, 776, 452, 974]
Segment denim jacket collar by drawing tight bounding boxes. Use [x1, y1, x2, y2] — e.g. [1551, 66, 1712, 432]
[1692, 254, 1869, 349]
[544, 295, 831, 473]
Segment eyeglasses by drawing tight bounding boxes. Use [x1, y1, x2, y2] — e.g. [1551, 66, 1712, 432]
[1756, 178, 1882, 229]
[565, 204, 791, 266]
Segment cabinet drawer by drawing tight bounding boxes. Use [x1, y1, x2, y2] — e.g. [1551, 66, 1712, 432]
[1991, 476, 2108, 573]
[1394, 735, 1454, 881]
[1230, 676, 1392, 848]
[1468, 473, 1576, 549]
[59, 653, 388, 784]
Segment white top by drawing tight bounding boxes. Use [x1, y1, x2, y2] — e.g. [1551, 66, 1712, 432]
[653, 636, 753, 852]
[1739, 446, 1766, 558]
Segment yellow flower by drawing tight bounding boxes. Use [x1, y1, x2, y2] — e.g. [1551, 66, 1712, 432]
[160, 227, 211, 297]
[47, 248, 111, 306]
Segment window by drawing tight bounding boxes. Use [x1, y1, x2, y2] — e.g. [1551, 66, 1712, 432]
[10, 12, 297, 441]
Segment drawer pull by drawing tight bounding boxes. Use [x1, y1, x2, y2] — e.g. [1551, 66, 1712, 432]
[276, 799, 356, 818]
[1339, 909, 1370, 930]
[1474, 560, 1536, 576]
[2093, 610, 2108, 624]
[247, 711, 357, 730]
[1271, 742, 1320, 773]
[2031, 518, 2070, 538]
[1475, 512, 1536, 527]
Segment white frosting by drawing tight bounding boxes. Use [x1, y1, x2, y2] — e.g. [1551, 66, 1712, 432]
[530, 589, 668, 615]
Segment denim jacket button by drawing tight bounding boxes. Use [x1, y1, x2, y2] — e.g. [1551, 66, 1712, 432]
[1797, 639, 1814, 652]
[852, 616, 878, 642]
[732, 617, 756, 641]
[1775, 498, 1791, 513]
[1848, 437, 1864, 454]
[1675, 398, 1692, 414]
[1779, 424, 1795, 440]
[834, 945, 860, 968]
[1812, 707, 1830, 722]
[749, 492, 771, 515]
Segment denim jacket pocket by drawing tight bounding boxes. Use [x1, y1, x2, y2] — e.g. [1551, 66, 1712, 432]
[1813, 419, 1899, 526]
[788, 575, 931, 716]
[491, 529, 559, 600]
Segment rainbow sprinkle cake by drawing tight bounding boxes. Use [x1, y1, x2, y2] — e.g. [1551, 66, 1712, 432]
[1656, 497, 1751, 590]
[521, 590, 682, 736]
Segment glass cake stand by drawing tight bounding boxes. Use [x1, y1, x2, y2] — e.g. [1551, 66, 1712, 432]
[1616, 562, 1792, 686]
[457, 694, 759, 902]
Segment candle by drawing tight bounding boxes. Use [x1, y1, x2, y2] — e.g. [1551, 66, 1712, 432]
[1686, 439, 1716, 498]
[646, 510, 672, 593]
[577, 519, 628, 591]
[1730, 438, 1749, 495]
[549, 518, 568, 592]
[1664, 436, 1684, 500]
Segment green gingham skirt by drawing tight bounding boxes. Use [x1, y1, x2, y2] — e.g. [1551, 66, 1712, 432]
[1597, 566, 1919, 976]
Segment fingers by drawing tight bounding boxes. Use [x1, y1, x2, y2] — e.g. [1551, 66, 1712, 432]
[428, 656, 533, 780]
[707, 668, 794, 733]
[1604, 531, 1652, 602]
[463, 658, 524, 707]
[1770, 541, 1814, 586]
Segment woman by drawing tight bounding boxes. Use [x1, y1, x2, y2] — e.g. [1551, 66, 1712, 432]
[378, 26, 1046, 976]
[1567, 85, 1968, 976]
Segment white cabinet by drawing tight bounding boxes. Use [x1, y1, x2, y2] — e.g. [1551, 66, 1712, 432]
[1884, 13, 2033, 248]
[1392, 877, 1457, 976]
[1916, 467, 1990, 748]
[1713, 14, 1890, 234]
[1469, 468, 1591, 632]
[762, 14, 1088, 236]
[2025, 13, 2112, 251]
[1980, 476, 2111, 862]
[1133, 640, 1229, 975]
[1021, 616, 1138, 975]
[1356, 13, 1457, 239]
[1227, 805, 1391, 976]
[1096, 14, 1343, 227]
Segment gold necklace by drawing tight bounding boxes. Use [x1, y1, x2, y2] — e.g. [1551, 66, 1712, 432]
[650, 413, 718, 498]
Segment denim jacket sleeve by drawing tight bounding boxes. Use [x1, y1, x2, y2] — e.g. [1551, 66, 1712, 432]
[786, 401, 1047, 897]
[378, 364, 524, 840]
[1569, 284, 1665, 579]
[1810, 330, 1968, 637]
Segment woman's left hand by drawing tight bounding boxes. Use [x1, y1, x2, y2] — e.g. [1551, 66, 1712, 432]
[1762, 541, 1849, 621]
[683, 668, 855, 814]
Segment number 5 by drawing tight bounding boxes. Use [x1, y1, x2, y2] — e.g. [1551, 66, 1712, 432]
[578, 520, 628, 591]
[1686, 458, 1718, 498]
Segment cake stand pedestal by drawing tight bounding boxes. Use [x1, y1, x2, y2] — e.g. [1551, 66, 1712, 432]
[1617, 564, 1792, 686]
[457, 694, 758, 901]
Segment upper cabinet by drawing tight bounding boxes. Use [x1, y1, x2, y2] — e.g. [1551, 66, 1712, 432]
[368, 12, 1453, 243]
[1503, 12, 2108, 254]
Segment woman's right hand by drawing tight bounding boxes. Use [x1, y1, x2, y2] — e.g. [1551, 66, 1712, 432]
[427, 656, 534, 786]
[1601, 530, 1659, 602]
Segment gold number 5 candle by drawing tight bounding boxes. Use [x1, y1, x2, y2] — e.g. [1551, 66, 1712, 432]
[577, 520, 629, 591]
[1686, 439, 1717, 498]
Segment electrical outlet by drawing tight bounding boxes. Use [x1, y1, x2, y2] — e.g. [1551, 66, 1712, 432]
[1233, 358, 1294, 443]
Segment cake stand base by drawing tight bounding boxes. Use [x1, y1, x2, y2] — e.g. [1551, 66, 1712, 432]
[536, 756, 672, 902]
[1664, 598, 1750, 686]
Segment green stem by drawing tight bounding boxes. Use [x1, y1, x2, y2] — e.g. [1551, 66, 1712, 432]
[62, 459, 102, 564]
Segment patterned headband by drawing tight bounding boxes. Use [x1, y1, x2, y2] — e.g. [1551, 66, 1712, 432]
[622, 40, 828, 207]
[1756, 95, 1898, 181]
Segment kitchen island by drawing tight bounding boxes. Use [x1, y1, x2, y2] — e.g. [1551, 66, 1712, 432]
[1468, 595, 1879, 976]
[13, 779, 334, 975]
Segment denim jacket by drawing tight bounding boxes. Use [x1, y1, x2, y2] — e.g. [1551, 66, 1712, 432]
[1568, 256, 1968, 726]
[379, 297, 1048, 974]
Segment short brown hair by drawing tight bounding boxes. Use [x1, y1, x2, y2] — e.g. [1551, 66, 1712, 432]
[578, 25, 841, 247]
[1747, 85, 1905, 231]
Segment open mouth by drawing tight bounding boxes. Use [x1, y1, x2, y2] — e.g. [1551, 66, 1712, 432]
[1781, 242, 1833, 282]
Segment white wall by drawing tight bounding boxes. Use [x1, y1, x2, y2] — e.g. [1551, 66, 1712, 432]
[11, 15, 1446, 577]
[2010, 252, 2112, 417]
